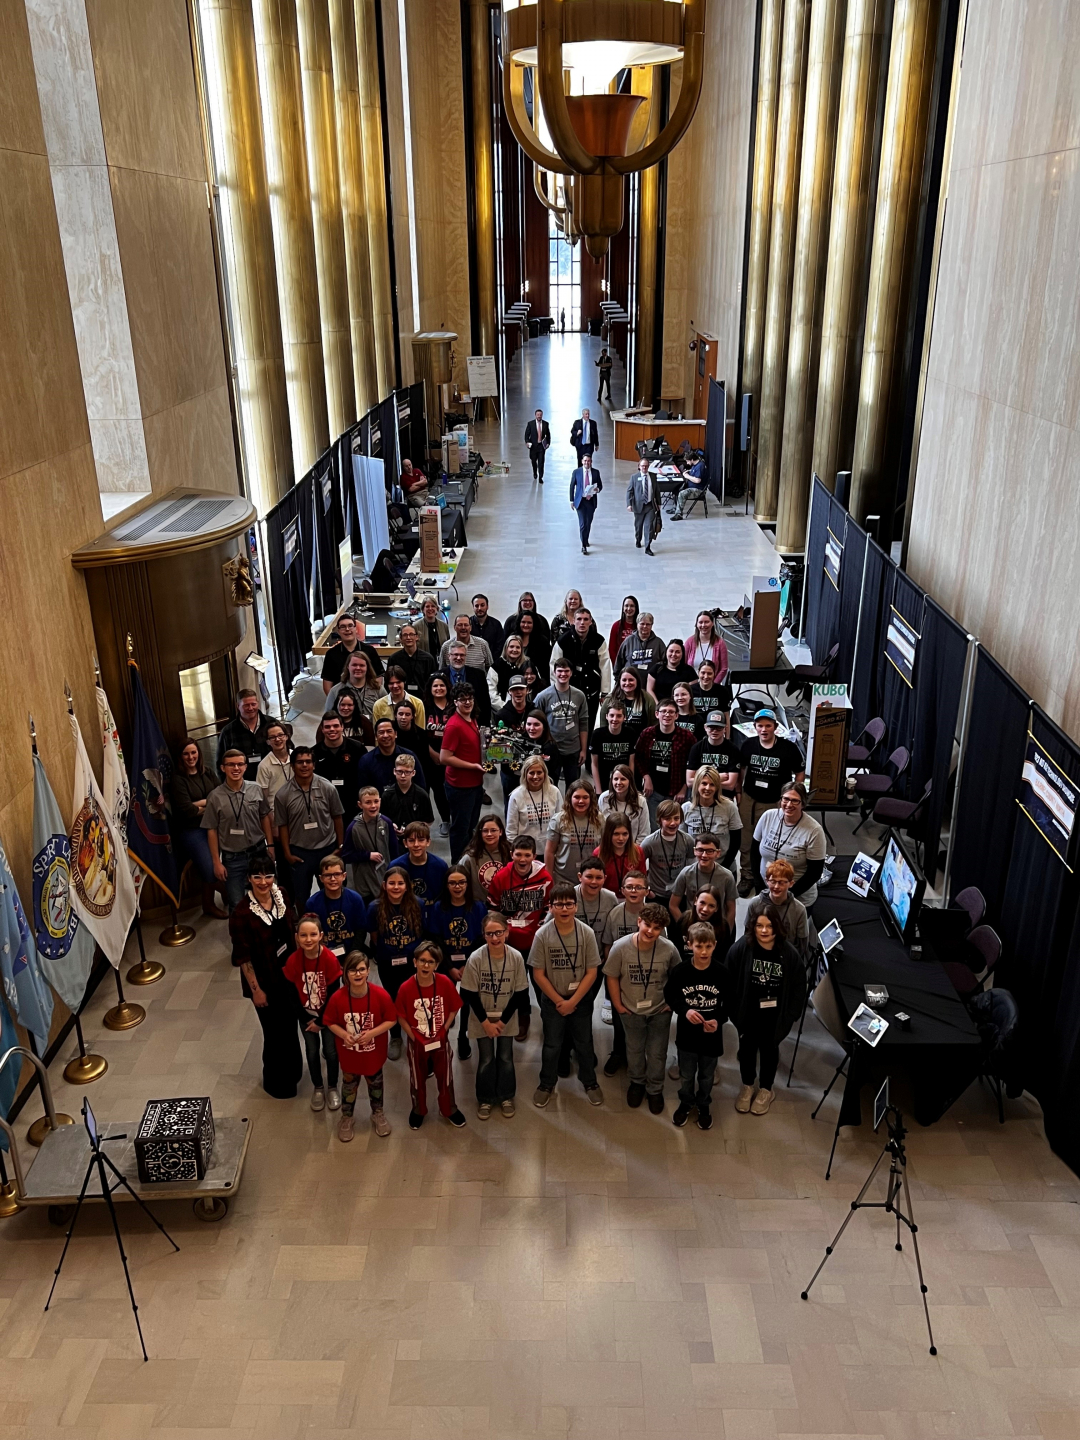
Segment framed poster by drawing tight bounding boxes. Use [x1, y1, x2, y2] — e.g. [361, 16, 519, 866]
[1018, 730, 1077, 869]
[885, 606, 920, 688]
[824, 528, 842, 590]
[466, 355, 499, 398]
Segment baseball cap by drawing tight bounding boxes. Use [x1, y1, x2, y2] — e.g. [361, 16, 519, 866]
[754, 708, 777, 722]
[508, 675, 529, 690]
[705, 711, 727, 727]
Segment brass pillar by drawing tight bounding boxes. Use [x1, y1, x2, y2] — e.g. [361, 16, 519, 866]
[811, 0, 889, 494]
[634, 66, 661, 406]
[253, 0, 330, 472]
[775, 0, 844, 552]
[356, 0, 395, 396]
[850, 0, 939, 525]
[470, 0, 498, 401]
[199, 0, 293, 516]
[298, 0, 356, 437]
[741, 0, 784, 487]
[330, 0, 378, 414]
[755, 0, 810, 523]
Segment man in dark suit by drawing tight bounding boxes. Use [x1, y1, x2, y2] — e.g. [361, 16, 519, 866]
[570, 408, 599, 464]
[442, 643, 492, 725]
[625, 457, 661, 555]
[524, 409, 551, 482]
[569, 454, 603, 555]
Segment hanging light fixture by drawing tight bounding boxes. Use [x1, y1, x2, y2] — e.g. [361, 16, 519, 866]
[502, 0, 706, 257]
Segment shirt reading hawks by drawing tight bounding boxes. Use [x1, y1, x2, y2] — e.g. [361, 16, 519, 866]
[751, 952, 784, 1003]
[739, 736, 804, 803]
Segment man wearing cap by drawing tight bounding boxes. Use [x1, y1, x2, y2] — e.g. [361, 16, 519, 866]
[686, 712, 741, 799]
[494, 674, 534, 810]
[737, 709, 805, 896]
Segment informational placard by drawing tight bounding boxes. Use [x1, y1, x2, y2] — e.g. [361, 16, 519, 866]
[1018, 730, 1077, 868]
[824, 528, 842, 590]
[885, 606, 920, 688]
[283, 516, 300, 571]
[466, 355, 499, 398]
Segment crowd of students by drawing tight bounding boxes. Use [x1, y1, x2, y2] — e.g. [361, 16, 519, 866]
[206, 589, 828, 1139]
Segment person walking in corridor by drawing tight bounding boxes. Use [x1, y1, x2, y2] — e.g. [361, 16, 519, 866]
[569, 454, 603, 555]
[524, 409, 551, 483]
[626, 457, 661, 555]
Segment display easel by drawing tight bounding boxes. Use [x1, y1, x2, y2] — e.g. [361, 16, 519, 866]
[466, 356, 501, 422]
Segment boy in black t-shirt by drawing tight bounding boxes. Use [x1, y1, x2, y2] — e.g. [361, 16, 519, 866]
[588, 700, 635, 793]
[686, 712, 741, 797]
[737, 709, 805, 894]
[664, 922, 728, 1130]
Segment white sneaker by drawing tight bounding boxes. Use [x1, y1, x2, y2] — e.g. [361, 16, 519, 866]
[750, 1088, 774, 1116]
[735, 1084, 755, 1114]
[310, 1088, 326, 1112]
[477, 1103, 492, 1121]
[601, 1001, 613, 1026]
[326, 1087, 342, 1111]
[667, 1063, 680, 1081]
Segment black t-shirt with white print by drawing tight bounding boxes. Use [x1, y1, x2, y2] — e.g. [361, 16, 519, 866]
[739, 736, 803, 804]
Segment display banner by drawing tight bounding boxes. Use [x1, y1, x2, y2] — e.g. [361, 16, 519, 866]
[1018, 730, 1077, 869]
[69, 712, 137, 966]
[32, 754, 96, 1011]
[885, 606, 920, 688]
[283, 516, 300, 571]
[824, 528, 842, 591]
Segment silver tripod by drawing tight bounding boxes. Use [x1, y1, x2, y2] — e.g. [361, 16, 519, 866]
[800, 1103, 937, 1355]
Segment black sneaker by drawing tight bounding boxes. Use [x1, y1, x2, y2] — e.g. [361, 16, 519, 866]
[672, 1104, 692, 1128]
[603, 1052, 625, 1077]
[458, 1039, 472, 1061]
[627, 1082, 646, 1108]
[408, 1110, 424, 1130]
[696, 1106, 713, 1131]
[648, 1092, 665, 1115]
[448, 1109, 467, 1128]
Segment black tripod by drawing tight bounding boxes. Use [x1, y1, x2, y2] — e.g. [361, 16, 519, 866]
[800, 1105, 937, 1355]
[45, 1101, 179, 1361]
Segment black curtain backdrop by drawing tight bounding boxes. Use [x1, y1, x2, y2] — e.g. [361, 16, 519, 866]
[910, 600, 969, 885]
[875, 567, 926, 796]
[835, 518, 866, 694]
[705, 377, 724, 499]
[804, 478, 833, 658]
[263, 480, 312, 690]
[948, 649, 1029, 922]
[379, 395, 399, 489]
[1049, 847, 1080, 1175]
[309, 451, 339, 619]
[849, 539, 889, 734]
[408, 381, 427, 463]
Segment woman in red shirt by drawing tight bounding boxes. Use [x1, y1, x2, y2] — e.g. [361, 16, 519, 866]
[593, 814, 645, 897]
[439, 682, 487, 861]
[608, 594, 639, 665]
[324, 951, 396, 1140]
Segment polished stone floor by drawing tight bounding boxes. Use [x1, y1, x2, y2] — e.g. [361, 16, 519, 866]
[0, 337, 1077, 1439]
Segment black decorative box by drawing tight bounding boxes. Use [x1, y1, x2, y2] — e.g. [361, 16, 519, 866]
[134, 1097, 215, 1183]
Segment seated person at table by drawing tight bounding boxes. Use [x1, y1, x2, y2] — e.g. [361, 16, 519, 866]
[399, 457, 429, 507]
[671, 463, 709, 519]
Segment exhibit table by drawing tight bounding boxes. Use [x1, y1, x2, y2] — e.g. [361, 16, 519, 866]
[611, 409, 707, 462]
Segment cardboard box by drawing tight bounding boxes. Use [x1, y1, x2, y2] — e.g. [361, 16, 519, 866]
[418, 507, 442, 574]
[806, 685, 852, 805]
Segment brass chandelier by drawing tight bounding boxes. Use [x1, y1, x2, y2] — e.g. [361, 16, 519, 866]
[502, 0, 707, 257]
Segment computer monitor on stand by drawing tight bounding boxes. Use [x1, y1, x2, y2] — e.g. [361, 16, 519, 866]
[879, 830, 925, 945]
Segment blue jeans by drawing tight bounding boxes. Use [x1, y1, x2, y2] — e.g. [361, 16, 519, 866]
[677, 1049, 717, 1109]
[179, 826, 215, 884]
[303, 1023, 339, 1088]
[538, 994, 597, 1091]
[222, 847, 262, 911]
[622, 1010, 672, 1094]
[290, 845, 337, 909]
[446, 782, 485, 861]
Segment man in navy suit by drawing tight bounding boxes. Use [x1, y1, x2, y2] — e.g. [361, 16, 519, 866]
[569, 454, 603, 555]
[570, 408, 599, 465]
[524, 409, 551, 482]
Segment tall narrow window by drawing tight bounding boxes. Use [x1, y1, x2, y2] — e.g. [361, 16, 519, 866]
[548, 210, 581, 330]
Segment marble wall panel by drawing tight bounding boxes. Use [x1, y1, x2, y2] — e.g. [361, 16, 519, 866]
[88, 415, 152, 491]
[907, 0, 1080, 739]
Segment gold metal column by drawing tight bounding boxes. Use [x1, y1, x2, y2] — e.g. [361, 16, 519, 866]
[811, 0, 889, 493]
[741, 0, 783, 487]
[634, 66, 661, 406]
[850, 0, 940, 525]
[253, 0, 330, 473]
[330, 0, 378, 414]
[198, 0, 293, 516]
[470, 0, 498, 404]
[755, 0, 810, 522]
[355, 0, 395, 396]
[775, 0, 844, 552]
[298, 0, 356, 436]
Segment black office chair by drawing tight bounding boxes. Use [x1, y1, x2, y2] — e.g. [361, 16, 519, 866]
[852, 746, 910, 833]
[943, 924, 1001, 999]
[967, 987, 1021, 1123]
[793, 642, 839, 693]
[871, 779, 932, 866]
[952, 886, 986, 931]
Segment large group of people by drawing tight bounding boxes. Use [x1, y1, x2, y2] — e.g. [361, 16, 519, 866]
[170, 590, 827, 1138]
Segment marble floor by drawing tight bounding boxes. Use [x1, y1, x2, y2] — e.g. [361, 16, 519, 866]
[1, 337, 1078, 1439]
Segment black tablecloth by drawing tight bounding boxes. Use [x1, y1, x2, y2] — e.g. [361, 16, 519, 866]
[814, 858, 982, 1127]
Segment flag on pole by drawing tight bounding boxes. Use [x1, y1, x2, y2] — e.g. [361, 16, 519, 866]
[0, 828, 53, 1054]
[69, 711, 137, 966]
[96, 681, 143, 906]
[0, 995, 18, 1152]
[126, 663, 180, 907]
[32, 754, 97, 1012]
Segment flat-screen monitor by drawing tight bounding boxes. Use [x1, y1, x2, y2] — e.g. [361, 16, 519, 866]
[879, 830, 925, 944]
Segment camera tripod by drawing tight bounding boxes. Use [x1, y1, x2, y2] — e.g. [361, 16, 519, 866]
[45, 1101, 179, 1361]
[800, 1105, 937, 1355]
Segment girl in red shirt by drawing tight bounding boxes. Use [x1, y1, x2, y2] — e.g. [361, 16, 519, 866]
[324, 951, 396, 1140]
[593, 815, 645, 897]
[283, 913, 343, 1113]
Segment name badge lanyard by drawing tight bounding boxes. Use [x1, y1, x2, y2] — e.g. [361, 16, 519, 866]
[569, 816, 593, 868]
[635, 939, 658, 1004]
[768, 814, 798, 861]
[228, 785, 249, 836]
[657, 831, 680, 884]
[527, 791, 549, 829]
[555, 924, 580, 990]
[483, 944, 509, 1015]
[580, 892, 605, 931]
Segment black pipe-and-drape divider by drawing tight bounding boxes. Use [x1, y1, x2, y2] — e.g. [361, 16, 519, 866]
[804, 476, 1080, 1178]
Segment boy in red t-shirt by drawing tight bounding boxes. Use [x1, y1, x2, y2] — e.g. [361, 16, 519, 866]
[324, 951, 396, 1140]
[284, 913, 343, 1113]
[395, 940, 466, 1129]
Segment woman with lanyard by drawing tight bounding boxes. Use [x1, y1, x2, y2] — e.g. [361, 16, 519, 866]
[507, 756, 561, 850]
[684, 610, 730, 680]
[681, 767, 742, 866]
[230, 855, 302, 1098]
[608, 595, 640, 667]
[545, 780, 604, 886]
[604, 904, 679, 1112]
[461, 814, 513, 902]
[593, 814, 645, 898]
[422, 674, 453, 831]
[610, 667, 655, 739]
[671, 682, 705, 743]
[598, 763, 649, 843]
[459, 912, 530, 1120]
[751, 782, 827, 907]
[725, 903, 805, 1116]
[363, 869, 425, 1060]
[255, 722, 295, 808]
[429, 866, 488, 1062]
